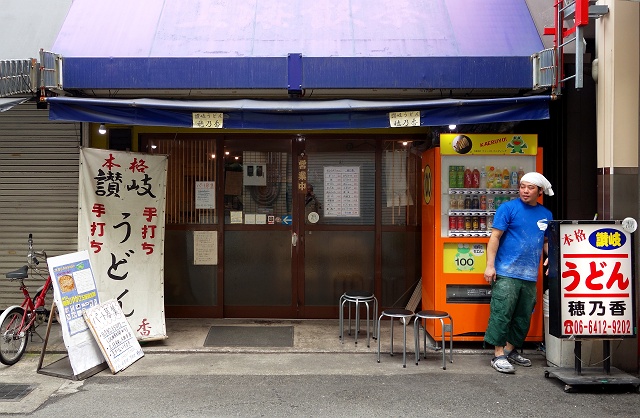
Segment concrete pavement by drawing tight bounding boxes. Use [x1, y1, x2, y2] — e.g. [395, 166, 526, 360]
[1, 319, 638, 416]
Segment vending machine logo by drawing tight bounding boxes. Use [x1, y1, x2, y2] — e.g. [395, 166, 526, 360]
[423, 165, 432, 204]
[506, 135, 528, 154]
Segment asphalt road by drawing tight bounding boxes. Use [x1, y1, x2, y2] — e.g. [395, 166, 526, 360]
[3, 352, 638, 417]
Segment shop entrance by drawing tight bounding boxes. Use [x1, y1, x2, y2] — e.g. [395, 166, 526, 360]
[222, 137, 299, 317]
[151, 133, 421, 319]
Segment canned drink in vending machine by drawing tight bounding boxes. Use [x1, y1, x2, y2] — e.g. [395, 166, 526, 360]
[457, 216, 465, 231]
[480, 216, 487, 231]
[464, 216, 471, 231]
[487, 195, 495, 210]
[449, 216, 457, 231]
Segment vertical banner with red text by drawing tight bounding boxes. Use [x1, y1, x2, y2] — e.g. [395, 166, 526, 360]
[78, 148, 168, 341]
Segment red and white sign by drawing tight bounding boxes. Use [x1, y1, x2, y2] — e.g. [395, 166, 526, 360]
[559, 223, 634, 337]
[78, 148, 168, 341]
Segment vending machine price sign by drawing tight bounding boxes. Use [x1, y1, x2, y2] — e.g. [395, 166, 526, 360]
[550, 222, 636, 338]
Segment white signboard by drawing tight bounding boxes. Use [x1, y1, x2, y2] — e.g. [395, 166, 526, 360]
[78, 148, 167, 341]
[324, 166, 360, 217]
[83, 299, 144, 373]
[389, 111, 420, 127]
[559, 223, 634, 337]
[47, 251, 105, 376]
[195, 181, 215, 209]
[192, 112, 223, 128]
[193, 231, 218, 265]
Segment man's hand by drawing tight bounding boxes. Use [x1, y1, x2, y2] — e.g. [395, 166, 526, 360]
[484, 266, 496, 283]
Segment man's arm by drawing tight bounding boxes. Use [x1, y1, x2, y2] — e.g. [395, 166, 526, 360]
[484, 228, 504, 283]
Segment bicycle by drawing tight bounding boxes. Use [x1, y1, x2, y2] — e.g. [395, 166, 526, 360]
[0, 234, 56, 365]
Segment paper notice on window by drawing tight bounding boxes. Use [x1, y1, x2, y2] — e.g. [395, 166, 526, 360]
[193, 231, 218, 265]
[195, 181, 215, 209]
[323, 166, 360, 217]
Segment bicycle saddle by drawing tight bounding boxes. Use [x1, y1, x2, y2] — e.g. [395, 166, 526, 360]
[6, 265, 28, 279]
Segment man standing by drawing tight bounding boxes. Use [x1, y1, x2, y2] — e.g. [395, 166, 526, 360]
[484, 172, 553, 374]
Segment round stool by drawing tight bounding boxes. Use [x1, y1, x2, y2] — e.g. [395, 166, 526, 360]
[377, 308, 414, 368]
[413, 310, 453, 370]
[339, 291, 378, 347]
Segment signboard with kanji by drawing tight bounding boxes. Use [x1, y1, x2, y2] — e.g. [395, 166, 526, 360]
[78, 148, 168, 341]
[548, 221, 636, 339]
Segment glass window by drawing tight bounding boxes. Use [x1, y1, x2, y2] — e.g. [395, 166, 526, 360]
[305, 139, 375, 226]
[143, 136, 218, 225]
[382, 140, 419, 226]
[223, 139, 292, 224]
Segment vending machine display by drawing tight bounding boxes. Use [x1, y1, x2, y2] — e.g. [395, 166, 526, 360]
[421, 134, 545, 342]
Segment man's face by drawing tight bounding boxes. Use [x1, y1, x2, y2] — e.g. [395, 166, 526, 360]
[519, 181, 542, 206]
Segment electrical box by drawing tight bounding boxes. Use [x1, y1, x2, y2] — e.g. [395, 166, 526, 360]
[243, 164, 267, 186]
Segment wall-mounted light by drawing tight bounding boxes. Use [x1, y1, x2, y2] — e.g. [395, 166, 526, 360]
[150, 145, 158, 150]
[98, 124, 107, 135]
[448, 124, 457, 131]
[402, 141, 409, 146]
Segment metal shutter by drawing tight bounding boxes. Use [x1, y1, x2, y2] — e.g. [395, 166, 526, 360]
[0, 102, 81, 309]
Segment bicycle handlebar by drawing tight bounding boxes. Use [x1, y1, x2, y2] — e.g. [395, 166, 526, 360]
[26, 234, 47, 266]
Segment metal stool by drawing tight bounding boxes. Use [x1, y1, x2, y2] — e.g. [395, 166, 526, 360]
[377, 308, 414, 368]
[339, 290, 378, 347]
[414, 310, 453, 370]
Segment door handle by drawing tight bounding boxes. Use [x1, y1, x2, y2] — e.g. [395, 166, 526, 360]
[291, 232, 298, 247]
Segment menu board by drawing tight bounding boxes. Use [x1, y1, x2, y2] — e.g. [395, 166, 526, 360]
[47, 250, 105, 376]
[83, 299, 144, 373]
[323, 166, 360, 217]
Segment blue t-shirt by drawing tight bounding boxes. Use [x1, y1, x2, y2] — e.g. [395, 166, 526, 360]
[492, 198, 552, 282]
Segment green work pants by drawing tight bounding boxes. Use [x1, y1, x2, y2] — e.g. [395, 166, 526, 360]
[484, 275, 537, 348]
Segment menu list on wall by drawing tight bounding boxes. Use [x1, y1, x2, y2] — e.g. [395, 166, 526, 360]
[323, 166, 360, 217]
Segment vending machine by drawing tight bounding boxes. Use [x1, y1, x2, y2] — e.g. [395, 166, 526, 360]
[421, 133, 545, 342]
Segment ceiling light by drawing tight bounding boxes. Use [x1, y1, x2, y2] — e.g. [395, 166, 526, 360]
[98, 124, 107, 135]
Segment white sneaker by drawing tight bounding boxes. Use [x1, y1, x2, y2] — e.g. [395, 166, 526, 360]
[491, 355, 515, 374]
[505, 349, 532, 367]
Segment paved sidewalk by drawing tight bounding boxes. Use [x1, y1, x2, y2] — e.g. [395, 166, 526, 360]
[2, 318, 637, 416]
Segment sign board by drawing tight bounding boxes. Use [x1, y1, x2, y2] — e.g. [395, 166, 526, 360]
[323, 166, 360, 217]
[193, 231, 217, 265]
[389, 111, 420, 127]
[78, 148, 167, 341]
[440, 134, 538, 156]
[195, 181, 215, 209]
[47, 251, 105, 376]
[83, 299, 144, 373]
[548, 221, 636, 338]
[192, 112, 223, 128]
[443, 243, 486, 273]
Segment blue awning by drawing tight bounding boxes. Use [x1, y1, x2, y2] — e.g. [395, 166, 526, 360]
[47, 96, 550, 130]
[51, 0, 544, 92]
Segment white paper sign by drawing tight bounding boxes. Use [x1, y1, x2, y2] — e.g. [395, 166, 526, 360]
[195, 181, 215, 209]
[323, 166, 360, 217]
[48, 251, 105, 376]
[194, 231, 218, 265]
[83, 299, 144, 373]
[389, 111, 420, 127]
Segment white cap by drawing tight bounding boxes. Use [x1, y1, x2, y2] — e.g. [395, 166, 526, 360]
[520, 172, 554, 196]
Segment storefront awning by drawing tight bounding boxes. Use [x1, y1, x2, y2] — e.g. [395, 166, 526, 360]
[51, 0, 544, 92]
[47, 96, 550, 130]
[0, 97, 28, 112]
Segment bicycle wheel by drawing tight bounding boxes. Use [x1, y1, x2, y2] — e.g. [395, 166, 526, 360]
[0, 306, 28, 365]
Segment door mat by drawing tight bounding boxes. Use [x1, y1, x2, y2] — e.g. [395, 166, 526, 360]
[204, 326, 294, 347]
